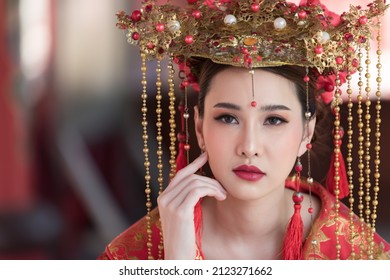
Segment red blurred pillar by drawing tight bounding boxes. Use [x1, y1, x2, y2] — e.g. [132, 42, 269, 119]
[0, 0, 33, 211]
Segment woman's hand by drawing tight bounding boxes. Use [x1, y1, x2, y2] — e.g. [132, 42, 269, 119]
[157, 152, 226, 259]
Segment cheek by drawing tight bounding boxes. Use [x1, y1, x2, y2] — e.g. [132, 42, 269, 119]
[269, 127, 303, 164]
[203, 125, 228, 153]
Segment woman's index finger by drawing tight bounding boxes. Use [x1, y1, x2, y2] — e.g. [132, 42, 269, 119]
[169, 152, 208, 186]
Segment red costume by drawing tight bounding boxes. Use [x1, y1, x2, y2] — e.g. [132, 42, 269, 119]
[98, 178, 390, 260]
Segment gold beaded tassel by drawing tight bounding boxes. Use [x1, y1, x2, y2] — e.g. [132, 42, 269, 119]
[155, 60, 165, 259]
[333, 70, 342, 259]
[168, 55, 177, 180]
[356, 47, 366, 258]
[140, 53, 154, 260]
[363, 44, 374, 258]
[370, 15, 383, 260]
[346, 68, 356, 259]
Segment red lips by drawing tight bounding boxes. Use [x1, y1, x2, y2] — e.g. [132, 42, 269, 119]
[233, 165, 265, 182]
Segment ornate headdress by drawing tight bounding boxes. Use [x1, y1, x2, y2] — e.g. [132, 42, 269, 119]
[116, 0, 388, 259]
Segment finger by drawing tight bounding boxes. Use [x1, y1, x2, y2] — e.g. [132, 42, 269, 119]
[159, 175, 226, 209]
[167, 152, 208, 189]
[176, 186, 226, 215]
[159, 174, 226, 205]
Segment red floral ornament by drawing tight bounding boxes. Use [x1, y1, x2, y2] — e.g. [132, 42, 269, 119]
[316, 71, 347, 104]
[204, 0, 232, 9]
[299, 0, 341, 27]
[176, 59, 200, 92]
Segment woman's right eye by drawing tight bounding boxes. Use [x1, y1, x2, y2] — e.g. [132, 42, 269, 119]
[215, 114, 238, 124]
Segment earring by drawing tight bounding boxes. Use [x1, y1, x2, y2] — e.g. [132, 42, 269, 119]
[282, 157, 304, 260]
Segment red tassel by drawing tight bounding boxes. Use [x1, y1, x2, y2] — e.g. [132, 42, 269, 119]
[326, 150, 349, 199]
[175, 142, 188, 172]
[282, 191, 304, 260]
[194, 200, 203, 257]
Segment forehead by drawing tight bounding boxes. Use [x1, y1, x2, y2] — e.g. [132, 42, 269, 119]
[206, 67, 299, 106]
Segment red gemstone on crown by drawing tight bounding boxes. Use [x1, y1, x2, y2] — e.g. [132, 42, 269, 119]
[132, 32, 140, 40]
[359, 15, 368, 25]
[298, 10, 307, 19]
[336, 56, 344, 65]
[155, 23, 165, 32]
[131, 10, 142, 22]
[185, 35, 194, 44]
[192, 10, 202, 19]
[314, 45, 324, 54]
[251, 4, 260, 12]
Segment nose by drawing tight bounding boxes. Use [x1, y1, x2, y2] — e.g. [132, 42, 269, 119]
[237, 123, 260, 158]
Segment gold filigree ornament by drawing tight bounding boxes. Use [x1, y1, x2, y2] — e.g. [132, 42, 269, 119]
[117, 0, 387, 72]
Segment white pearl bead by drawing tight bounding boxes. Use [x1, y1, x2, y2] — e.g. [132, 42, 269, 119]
[167, 20, 181, 32]
[224, 14, 237, 26]
[274, 17, 287, 30]
[320, 31, 330, 43]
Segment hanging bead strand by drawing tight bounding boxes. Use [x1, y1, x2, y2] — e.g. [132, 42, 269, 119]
[183, 59, 190, 164]
[304, 69, 316, 257]
[140, 53, 154, 260]
[364, 45, 373, 258]
[356, 48, 366, 257]
[346, 69, 356, 259]
[333, 70, 342, 259]
[155, 59, 165, 260]
[168, 56, 177, 179]
[371, 16, 383, 260]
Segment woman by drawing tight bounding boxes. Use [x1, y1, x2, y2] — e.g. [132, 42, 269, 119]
[158, 62, 320, 260]
[98, 61, 389, 260]
[99, 0, 389, 260]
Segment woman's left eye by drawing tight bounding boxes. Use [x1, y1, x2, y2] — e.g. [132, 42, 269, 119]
[215, 114, 238, 124]
[264, 116, 286, 126]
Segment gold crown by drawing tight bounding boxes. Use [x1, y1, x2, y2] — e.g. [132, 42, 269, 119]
[116, 0, 387, 73]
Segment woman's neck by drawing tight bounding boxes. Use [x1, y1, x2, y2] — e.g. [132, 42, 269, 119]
[201, 186, 293, 259]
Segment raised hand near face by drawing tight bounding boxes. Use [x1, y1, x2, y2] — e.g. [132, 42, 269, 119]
[157, 152, 227, 259]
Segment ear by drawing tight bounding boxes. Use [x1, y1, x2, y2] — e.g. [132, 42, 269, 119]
[297, 116, 316, 157]
[194, 106, 205, 150]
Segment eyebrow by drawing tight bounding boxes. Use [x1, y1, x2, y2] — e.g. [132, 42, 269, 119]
[213, 102, 291, 112]
[213, 102, 241, 110]
[260, 104, 291, 112]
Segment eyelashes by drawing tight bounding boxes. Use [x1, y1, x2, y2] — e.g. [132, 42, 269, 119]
[214, 114, 238, 124]
[214, 114, 288, 126]
[264, 116, 287, 126]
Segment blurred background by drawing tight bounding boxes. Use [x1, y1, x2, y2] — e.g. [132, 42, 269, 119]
[0, 0, 389, 259]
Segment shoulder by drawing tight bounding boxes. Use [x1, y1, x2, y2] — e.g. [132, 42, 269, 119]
[98, 208, 163, 260]
[285, 177, 390, 260]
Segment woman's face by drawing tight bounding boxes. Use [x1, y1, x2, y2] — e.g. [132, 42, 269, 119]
[195, 67, 314, 201]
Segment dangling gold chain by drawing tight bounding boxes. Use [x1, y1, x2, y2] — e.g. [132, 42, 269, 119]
[370, 16, 383, 260]
[140, 53, 154, 260]
[155, 60, 165, 260]
[168, 56, 177, 180]
[333, 70, 342, 259]
[346, 68, 356, 259]
[356, 48, 366, 257]
[363, 45, 373, 258]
